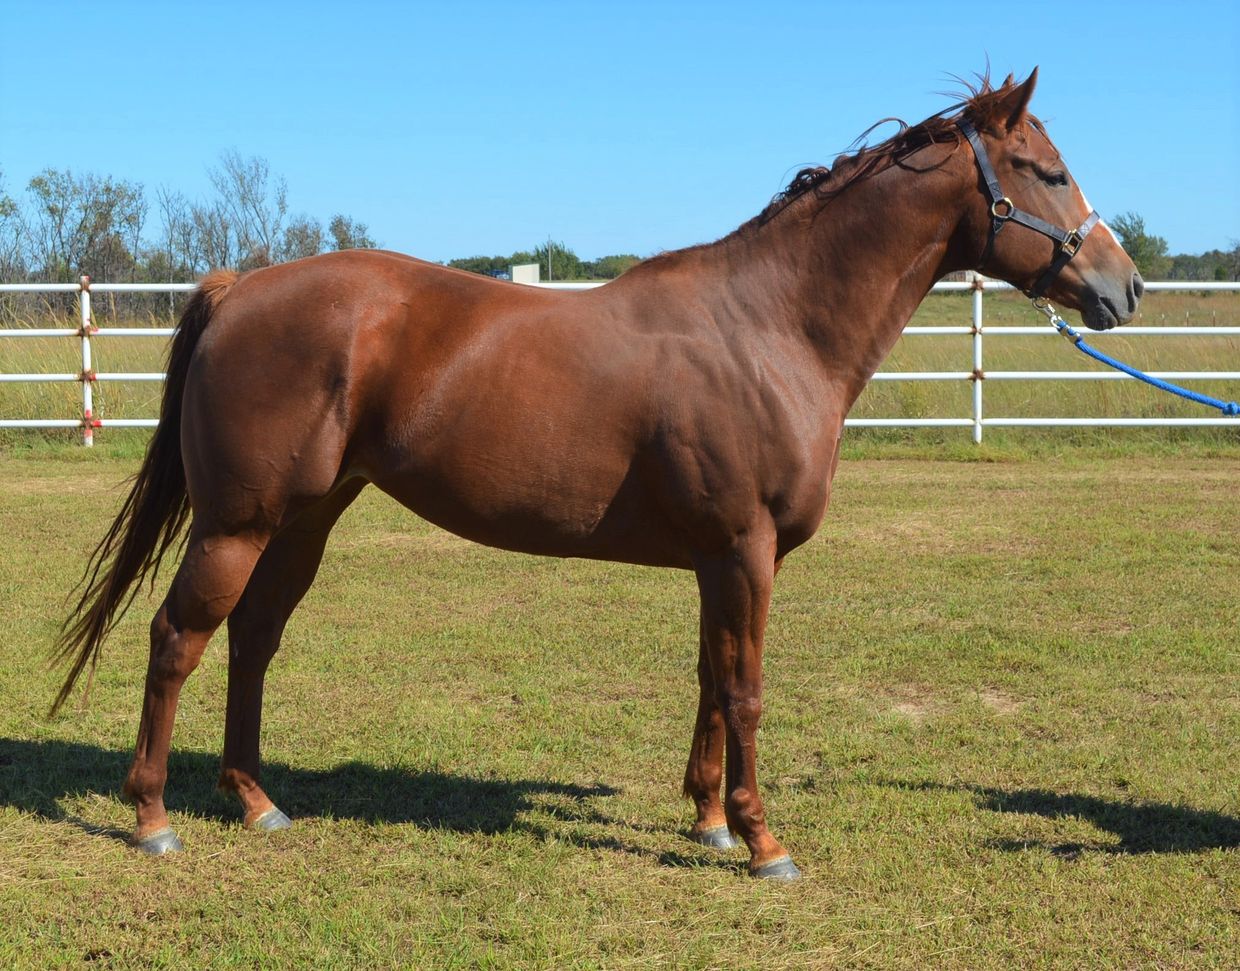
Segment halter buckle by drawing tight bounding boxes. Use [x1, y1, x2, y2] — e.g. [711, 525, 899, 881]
[1060, 230, 1084, 257]
[990, 197, 1014, 220]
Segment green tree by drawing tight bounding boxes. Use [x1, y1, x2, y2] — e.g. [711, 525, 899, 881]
[280, 214, 325, 261]
[584, 253, 641, 279]
[534, 240, 584, 281]
[447, 248, 643, 281]
[328, 214, 376, 250]
[1110, 211, 1171, 279]
[1168, 248, 1238, 282]
[447, 255, 510, 277]
[26, 169, 146, 282]
[0, 168, 24, 279]
[1169, 252, 1205, 281]
[1223, 242, 1240, 282]
[154, 187, 198, 281]
[208, 152, 287, 269]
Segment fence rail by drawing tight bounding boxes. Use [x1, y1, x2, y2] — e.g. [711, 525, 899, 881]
[2, 276, 1238, 445]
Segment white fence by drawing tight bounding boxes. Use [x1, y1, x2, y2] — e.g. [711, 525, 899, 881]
[1, 277, 1238, 445]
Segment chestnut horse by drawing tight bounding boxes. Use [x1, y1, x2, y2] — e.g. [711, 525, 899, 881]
[55, 70, 1141, 878]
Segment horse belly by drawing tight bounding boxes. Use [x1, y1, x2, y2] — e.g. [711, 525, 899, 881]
[366, 431, 688, 567]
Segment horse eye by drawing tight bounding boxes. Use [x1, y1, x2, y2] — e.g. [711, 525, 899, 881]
[1044, 171, 1069, 187]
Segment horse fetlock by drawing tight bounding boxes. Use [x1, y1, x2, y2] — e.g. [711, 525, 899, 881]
[122, 766, 165, 806]
[216, 766, 257, 793]
[217, 768, 278, 822]
[682, 765, 723, 801]
[724, 786, 767, 833]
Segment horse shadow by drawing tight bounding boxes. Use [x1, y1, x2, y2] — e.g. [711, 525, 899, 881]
[0, 737, 738, 870]
[0, 736, 619, 833]
[886, 779, 1240, 856]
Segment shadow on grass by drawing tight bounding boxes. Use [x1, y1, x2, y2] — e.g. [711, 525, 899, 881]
[888, 779, 1240, 855]
[0, 738, 739, 870]
[0, 737, 616, 831]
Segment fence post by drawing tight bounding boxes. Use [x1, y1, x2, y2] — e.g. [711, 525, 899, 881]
[79, 275, 95, 447]
[971, 277, 984, 443]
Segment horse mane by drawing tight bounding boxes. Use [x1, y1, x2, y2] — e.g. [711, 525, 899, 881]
[630, 70, 1048, 272]
[745, 70, 1049, 231]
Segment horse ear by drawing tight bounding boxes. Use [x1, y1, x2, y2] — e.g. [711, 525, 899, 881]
[996, 67, 1038, 131]
[1001, 72, 1015, 88]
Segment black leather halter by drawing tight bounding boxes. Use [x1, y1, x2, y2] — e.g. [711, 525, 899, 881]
[957, 118, 1101, 300]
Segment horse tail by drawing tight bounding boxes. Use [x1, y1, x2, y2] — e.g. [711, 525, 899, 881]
[50, 269, 240, 716]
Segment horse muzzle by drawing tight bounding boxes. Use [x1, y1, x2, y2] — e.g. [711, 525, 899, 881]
[1081, 271, 1143, 331]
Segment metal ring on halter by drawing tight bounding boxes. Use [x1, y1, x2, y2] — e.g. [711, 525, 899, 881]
[990, 197, 1014, 219]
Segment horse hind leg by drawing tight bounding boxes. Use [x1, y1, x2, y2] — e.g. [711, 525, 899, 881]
[122, 527, 269, 854]
[217, 481, 365, 831]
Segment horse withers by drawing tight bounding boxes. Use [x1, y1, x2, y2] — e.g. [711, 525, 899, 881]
[55, 69, 1140, 878]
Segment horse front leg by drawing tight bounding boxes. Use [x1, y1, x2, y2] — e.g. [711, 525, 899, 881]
[683, 613, 736, 849]
[693, 535, 799, 880]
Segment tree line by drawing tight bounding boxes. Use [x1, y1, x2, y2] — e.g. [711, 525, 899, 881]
[447, 246, 641, 282]
[0, 154, 642, 288]
[0, 154, 1234, 286]
[450, 215, 1240, 284]
[1110, 212, 1239, 282]
[0, 152, 376, 285]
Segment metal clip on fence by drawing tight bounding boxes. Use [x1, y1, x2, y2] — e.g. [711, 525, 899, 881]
[1032, 298, 1240, 417]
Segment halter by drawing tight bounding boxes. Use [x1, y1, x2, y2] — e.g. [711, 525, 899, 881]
[957, 118, 1101, 301]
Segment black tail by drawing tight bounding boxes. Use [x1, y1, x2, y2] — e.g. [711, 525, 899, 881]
[50, 270, 239, 715]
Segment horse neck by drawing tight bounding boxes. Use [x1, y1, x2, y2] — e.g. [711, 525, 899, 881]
[711, 147, 972, 405]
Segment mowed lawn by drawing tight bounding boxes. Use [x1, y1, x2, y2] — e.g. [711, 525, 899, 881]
[0, 448, 1237, 969]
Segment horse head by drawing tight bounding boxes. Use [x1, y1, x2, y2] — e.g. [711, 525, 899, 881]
[958, 69, 1143, 330]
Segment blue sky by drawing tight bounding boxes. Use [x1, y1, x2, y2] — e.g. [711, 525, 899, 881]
[2, 0, 1237, 262]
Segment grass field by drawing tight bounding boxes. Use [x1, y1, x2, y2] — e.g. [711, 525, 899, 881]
[2, 288, 1239, 449]
[0, 448, 1236, 968]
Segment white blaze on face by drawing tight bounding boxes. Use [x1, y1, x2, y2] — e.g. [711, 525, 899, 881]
[1075, 185, 1120, 245]
[1032, 125, 1120, 245]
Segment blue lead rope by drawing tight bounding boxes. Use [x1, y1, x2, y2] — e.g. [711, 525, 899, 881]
[1034, 300, 1240, 417]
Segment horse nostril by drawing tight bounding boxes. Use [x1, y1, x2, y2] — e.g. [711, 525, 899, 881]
[1132, 273, 1145, 302]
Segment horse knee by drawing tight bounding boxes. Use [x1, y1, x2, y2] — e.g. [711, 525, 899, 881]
[718, 693, 762, 735]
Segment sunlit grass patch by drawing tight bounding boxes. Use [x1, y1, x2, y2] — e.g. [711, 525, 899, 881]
[0, 452, 1236, 968]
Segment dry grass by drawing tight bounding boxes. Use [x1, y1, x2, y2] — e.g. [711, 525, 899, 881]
[1, 289, 1238, 448]
[854, 288, 1240, 425]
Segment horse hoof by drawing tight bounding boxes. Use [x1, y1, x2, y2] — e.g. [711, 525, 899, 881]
[133, 827, 183, 856]
[691, 825, 739, 850]
[249, 807, 292, 832]
[749, 855, 802, 881]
